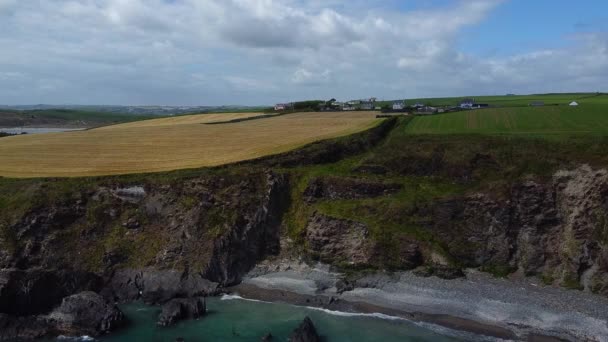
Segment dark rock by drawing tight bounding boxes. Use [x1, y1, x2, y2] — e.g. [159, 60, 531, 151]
[47, 291, 124, 337]
[303, 177, 401, 203]
[0, 269, 102, 316]
[157, 297, 206, 327]
[353, 164, 389, 175]
[261, 332, 273, 341]
[306, 213, 374, 266]
[289, 316, 320, 342]
[335, 279, 355, 294]
[202, 171, 290, 285]
[414, 265, 465, 280]
[106, 268, 218, 304]
[0, 314, 51, 340]
[122, 217, 140, 229]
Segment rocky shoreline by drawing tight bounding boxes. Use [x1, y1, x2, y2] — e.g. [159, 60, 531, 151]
[228, 259, 608, 342]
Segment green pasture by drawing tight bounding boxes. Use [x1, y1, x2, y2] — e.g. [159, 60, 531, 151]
[405, 104, 608, 136]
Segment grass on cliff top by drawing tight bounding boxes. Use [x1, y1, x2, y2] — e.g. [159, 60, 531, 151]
[281, 115, 608, 270]
[0, 111, 381, 178]
[405, 104, 608, 136]
[393, 92, 606, 108]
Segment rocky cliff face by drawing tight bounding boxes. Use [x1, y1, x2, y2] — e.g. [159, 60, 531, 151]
[202, 172, 289, 285]
[430, 165, 608, 290]
[0, 170, 290, 339]
[301, 165, 608, 292]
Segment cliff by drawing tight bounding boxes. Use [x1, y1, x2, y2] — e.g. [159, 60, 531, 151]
[2, 117, 608, 339]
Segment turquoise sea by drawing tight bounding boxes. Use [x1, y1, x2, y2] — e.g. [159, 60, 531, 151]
[87, 296, 483, 342]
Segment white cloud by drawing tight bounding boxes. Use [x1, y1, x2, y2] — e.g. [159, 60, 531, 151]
[0, 0, 605, 105]
[292, 68, 332, 85]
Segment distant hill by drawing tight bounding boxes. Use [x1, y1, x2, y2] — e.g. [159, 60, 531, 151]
[0, 104, 268, 116]
[0, 105, 270, 128]
[0, 109, 156, 128]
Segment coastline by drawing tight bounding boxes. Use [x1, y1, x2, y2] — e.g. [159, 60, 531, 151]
[228, 283, 518, 341]
[227, 259, 608, 342]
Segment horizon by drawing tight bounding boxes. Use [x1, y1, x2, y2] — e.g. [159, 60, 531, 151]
[1, 0, 607, 106]
[1, 91, 604, 108]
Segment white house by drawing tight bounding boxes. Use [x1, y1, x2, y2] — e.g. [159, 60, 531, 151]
[569, 101, 579, 106]
[274, 103, 291, 111]
[392, 101, 406, 111]
[360, 101, 374, 110]
[460, 98, 475, 109]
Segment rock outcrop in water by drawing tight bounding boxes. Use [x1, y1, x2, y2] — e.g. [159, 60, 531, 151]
[47, 291, 125, 336]
[157, 297, 206, 327]
[289, 317, 320, 342]
[0, 291, 123, 341]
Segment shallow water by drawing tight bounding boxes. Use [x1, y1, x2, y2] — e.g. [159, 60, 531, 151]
[89, 296, 482, 342]
[0, 127, 84, 134]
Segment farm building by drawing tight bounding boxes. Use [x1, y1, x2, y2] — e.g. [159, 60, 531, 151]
[413, 102, 424, 108]
[417, 106, 437, 114]
[459, 99, 475, 109]
[473, 104, 489, 109]
[570, 101, 579, 106]
[274, 103, 292, 111]
[529, 101, 545, 107]
[392, 101, 406, 111]
[359, 98, 377, 110]
[330, 102, 345, 110]
[360, 101, 374, 110]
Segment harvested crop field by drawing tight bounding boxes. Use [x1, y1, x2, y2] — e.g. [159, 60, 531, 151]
[0, 112, 380, 178]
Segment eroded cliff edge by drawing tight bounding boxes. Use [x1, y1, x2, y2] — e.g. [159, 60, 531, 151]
[1, 117, 608, 340]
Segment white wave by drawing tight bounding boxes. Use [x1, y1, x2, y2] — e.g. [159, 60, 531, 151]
[221, 294, 509, 341]
[57, 336, 95, 341]
[305, 306, 511, 341]
[220, 294, 266, 303]
[304, 306, 403, 321]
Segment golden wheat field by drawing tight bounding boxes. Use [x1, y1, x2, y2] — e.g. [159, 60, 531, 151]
[0, 112, 380, 178]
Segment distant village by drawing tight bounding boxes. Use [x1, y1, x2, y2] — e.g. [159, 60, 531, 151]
[274, 98, 489, 115]
[274, 97, 580, 115]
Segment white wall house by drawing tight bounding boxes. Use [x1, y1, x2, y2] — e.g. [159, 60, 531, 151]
[459, 98, 475, 109]
[274, 103, 291, 111]
[392, 101, 406, 110]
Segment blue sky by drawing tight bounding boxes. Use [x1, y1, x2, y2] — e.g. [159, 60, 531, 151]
[0, 0, 606, 105]
[461, 0, 608, 55]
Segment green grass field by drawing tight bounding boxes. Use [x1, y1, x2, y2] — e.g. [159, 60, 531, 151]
[405, 104, 608, 136]
[378, 93, 608, 108]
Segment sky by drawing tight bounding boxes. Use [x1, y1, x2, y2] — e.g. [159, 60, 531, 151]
[0, 0, 607, 106]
